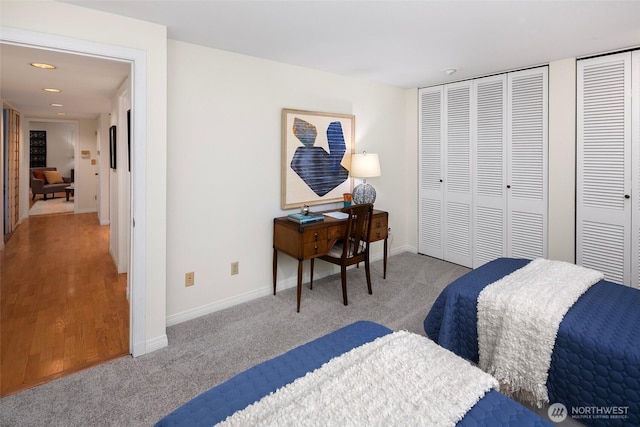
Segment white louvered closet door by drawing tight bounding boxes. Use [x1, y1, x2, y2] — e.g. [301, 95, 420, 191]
[444, 82, 473, 267]
[473, 75, 507, 267]
[418, 86, 444, 258]
[507, 68, 548, 260]
[577, 52, 632, 285]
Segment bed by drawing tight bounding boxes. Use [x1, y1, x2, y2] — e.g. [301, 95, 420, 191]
[424, 257, 640, 426]
[155, 320, 550, 426]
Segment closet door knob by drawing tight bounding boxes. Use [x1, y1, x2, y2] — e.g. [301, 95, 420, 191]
[506, 185, 511, 189]
[625, 194, 630, 199]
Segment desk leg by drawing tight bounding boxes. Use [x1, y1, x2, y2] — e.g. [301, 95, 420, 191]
[296, 260, 303, 313]
[383, 236, 388, 279]
[273, 248, 277, 295]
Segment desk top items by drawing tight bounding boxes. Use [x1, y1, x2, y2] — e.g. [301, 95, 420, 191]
[343, 193, 352, 207]
[287, 213, 324, 224]
[351, 151, 381, 205]
[288, 205, 324, 224]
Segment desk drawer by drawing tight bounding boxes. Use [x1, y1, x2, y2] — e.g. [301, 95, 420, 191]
[369, 215, 388, 242]
[302, 228, 328, 257]
[302, 228, 327, 243]
[303, 241, 328, 257]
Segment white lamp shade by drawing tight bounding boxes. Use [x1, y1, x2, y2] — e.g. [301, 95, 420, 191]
[350, 153, 381, 178]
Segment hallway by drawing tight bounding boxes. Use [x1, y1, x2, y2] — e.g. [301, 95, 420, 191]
[1, 211, 129, 397]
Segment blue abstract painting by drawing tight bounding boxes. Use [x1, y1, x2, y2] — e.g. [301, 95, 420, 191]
[290, 118, 349, 197]
[282, 109, 354, 209]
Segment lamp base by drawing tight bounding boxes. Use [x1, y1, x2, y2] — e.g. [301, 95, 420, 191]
[352, 183, 376, 205]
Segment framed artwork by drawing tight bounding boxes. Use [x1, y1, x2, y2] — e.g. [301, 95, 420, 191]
[281, 109, 355, 209]
[109, 125, 117, 169]
[29, 130, 47, 167]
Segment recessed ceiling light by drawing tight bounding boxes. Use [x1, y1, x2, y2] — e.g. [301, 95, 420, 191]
[30, 62, 56, 70]
[50, 103, 64, 107]
[443, 68, 458, 76]
[56, 112, 66, 116]
[43, 88, 61, 93]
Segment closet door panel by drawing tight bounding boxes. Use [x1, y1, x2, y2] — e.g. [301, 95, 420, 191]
[510, 211, 545, 258]
[473, 75, 507, 267]
[444, 82, 473, 267]
[577, 53, 631, 285]
[507, 68, 548, 260]
[418, 87, 445, 258]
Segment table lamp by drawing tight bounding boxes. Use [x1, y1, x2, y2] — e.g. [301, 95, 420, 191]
[350, 151, 381, 204]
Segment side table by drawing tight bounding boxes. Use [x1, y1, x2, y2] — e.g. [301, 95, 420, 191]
[65, 185, 74, 201]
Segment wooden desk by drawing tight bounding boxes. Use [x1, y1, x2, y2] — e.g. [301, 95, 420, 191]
[273, 209, 388, 312]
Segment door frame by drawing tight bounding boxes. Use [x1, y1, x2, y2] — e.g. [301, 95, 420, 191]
[1, 27, 148, 356]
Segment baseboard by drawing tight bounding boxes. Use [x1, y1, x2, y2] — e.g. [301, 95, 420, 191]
[77, 208, 98, 214]
[145, 334, 168, 353]
[166, 287, 275, 327]
[109, 246, 118, 269]
[390, 244, 417, 255]
[166, 248, 413, 327]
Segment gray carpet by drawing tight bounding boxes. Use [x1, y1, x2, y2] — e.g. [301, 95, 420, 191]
[0, 252, 469, 427]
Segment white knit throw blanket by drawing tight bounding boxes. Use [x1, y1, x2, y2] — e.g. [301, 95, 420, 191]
[477, 258, 603, 408]
[218, 331, 498, 427]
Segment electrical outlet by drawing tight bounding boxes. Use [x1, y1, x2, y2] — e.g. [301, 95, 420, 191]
[185, 272, 195, 287]
[231, 262, 239, 275]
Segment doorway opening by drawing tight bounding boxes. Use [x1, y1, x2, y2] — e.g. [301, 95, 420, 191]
[0, 27, 149, 394]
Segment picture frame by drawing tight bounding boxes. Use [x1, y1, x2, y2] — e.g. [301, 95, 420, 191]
[109, 125, 117, 169]
[281, 108, 355, 209]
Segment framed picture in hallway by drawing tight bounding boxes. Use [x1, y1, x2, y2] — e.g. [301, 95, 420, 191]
[109, 125, 117, 169]
[281, 108, 354, 209]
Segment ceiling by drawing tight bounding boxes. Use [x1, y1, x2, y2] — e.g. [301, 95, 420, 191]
[0, 43, 130, 120]
[2, 1, 640, 120]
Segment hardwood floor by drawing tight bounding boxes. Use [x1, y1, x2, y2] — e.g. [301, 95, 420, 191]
[0, 211, 129, 397]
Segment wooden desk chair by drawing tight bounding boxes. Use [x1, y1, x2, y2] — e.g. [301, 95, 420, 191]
[310, 203, 374, 305]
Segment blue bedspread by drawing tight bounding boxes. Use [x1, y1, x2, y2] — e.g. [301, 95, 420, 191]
[424, 258, 640, 426]
[156, 320, 550, 426]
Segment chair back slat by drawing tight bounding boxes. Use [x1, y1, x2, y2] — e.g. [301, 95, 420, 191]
[340, 203, 373, 259]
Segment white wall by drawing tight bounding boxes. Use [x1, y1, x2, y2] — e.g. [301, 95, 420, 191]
[76, 119, 99, 213]
[96, 113, 110, 225]
[109, 79, 132, 274]
[548, 58, 577, 263]
[165, 40, 413, 323]
[404, 89, 419, 251]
